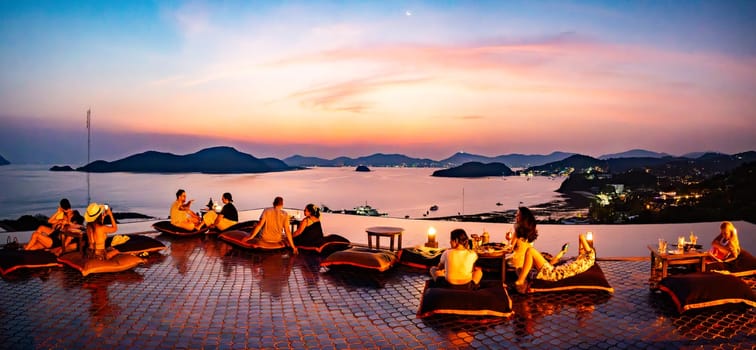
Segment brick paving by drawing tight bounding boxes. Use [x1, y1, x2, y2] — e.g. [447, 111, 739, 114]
[1, 234, 755, 349]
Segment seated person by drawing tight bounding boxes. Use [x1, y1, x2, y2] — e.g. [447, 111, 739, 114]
[170, 189, 202, 231]
[202, 192, 238, 231]
[507, 207, 565, 274]
[244, 196, 298, 254]
[292, 204, 323, 245]
[708, 221, 740, 263]
[84, 202, 119, 260]
[514, 233, 594, 294]
[430, 229, 483, 288]
[24, 198, 78, 254]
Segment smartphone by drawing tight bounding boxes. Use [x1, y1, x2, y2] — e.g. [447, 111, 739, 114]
[561, 243, 569, 251]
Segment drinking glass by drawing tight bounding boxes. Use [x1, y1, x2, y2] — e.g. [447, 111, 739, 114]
[658, 239, 667, 253]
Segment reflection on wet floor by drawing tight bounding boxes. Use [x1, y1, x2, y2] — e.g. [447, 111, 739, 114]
[1, 234, 754, 349]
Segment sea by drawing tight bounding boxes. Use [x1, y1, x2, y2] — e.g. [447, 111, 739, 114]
[0, 165, 566, 221]
[1, 165, 753, 257]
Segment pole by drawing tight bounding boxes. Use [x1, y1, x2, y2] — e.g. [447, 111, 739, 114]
[86, 109, 91, 205]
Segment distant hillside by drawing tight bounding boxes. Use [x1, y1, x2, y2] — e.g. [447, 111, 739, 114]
[0, 154, 9, 165]
[432, 162, 514, 178]
[438, 151, 573, 168]
[647, 151, 756, 178]
[526, 152, 756, 177]
[527, 154, 606, 174]
[598, 149, 670, 159]
[284, 153, 440, 167]
[76, 146, 294, 174]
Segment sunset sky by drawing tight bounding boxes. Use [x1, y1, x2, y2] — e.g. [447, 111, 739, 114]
[1, 1, 755, 164]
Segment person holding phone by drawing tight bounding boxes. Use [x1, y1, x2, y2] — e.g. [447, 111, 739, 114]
[84, 202, 119, 260]
[513, 233, 595, 294]
[24, 198, 76, 254]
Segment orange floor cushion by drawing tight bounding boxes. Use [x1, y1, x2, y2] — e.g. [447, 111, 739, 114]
[398, 247, 444, 270]
[320, 247, 398, 272]
[218, 230, 287, 250]
[152, 221, 209, 237]
[106, 234, 166, 255]
[0, 250, 61, 276]
[297, 234, 351, 255]
[58, 252, 144, 277]
[526, 263, 614, 294]
[658, 272, 756, 313]
[417, 280, 514, 318]
[207, 220, 258, 235]
[706, 249, 756, 277]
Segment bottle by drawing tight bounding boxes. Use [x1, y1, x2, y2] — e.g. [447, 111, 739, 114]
[482, 229, 489, 245]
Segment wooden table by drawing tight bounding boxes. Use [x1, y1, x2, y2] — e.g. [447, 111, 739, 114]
[647, 245, 709, 289]
[366, 226, 403, 251]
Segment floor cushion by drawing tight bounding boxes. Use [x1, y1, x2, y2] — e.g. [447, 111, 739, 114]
[658, 272, 756, 313]
[526, 263, 614, 294]
[152, 221, 209, 237]
[207, 220, 258, 235]
[398, 247, 444, 270]
[218, 230, 287, 250]
[58, 252, 144, 277]
[0, 250, 61, 276]
[320, 247, 398, 272]
[106, 234, 166, 255]
[706, 249, 756, 277]
[417, 279, 514, 318]
[297, 234, 351, 254]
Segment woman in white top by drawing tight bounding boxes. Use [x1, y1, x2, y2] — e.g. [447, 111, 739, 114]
[709, 221, 740, 262]
[430, 228, 483, 288]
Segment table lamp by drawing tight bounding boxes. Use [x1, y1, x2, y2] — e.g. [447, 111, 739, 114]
[425, 227, 438, 248]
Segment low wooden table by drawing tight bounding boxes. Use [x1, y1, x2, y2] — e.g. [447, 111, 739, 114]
[647, 245, 709, 289]
[366, 226, 403, 251]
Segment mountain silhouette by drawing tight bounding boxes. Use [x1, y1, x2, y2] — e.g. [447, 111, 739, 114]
[0, 154, 9, 166]
[432, 162, 514, 177]
[76, 146, 294, 174]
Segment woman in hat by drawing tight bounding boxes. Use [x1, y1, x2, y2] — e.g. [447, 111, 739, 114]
[85, 202, 119, 260]
[202, 192, 238, 231]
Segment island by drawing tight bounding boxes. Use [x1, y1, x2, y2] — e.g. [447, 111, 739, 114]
[432, 162, 514, 178]
[0, 154, 9, 166]
[66, 146, 295, 174]
[355, 165, 371, 172]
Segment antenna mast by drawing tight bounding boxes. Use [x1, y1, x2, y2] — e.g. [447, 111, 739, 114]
[86, 109, 91, 204]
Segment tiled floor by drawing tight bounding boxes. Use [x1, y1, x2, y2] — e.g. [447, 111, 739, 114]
[1, 234, 754, 349]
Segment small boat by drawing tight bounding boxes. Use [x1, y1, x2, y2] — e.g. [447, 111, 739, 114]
[429, 205, 439, 211]
[496, 202, 502, 206]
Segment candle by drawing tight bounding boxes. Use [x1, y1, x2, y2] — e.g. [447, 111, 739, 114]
[428, 227, 436, 243]
[586, 232, 594, 249]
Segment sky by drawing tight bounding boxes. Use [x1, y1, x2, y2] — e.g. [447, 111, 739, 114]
[1, 0, 755, 164]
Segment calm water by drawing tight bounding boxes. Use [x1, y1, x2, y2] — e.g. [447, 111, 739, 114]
[0, 165, 565, 220]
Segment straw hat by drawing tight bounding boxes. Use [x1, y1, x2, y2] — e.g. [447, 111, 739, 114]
[84, 202, 104, 222]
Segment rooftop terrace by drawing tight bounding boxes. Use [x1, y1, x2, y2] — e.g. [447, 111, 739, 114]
[1, 214, 755, 349]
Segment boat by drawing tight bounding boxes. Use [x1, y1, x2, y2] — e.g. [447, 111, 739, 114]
[496, 202, 502, 206]
[429, 205, 438, 211]
[343, 203, 387, 216]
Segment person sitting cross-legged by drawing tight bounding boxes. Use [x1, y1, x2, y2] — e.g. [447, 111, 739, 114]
[430, 228, 483, 289]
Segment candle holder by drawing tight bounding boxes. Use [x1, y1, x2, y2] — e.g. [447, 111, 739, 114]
[586, 232, 594, 249]
[425, 227, 438, 248]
